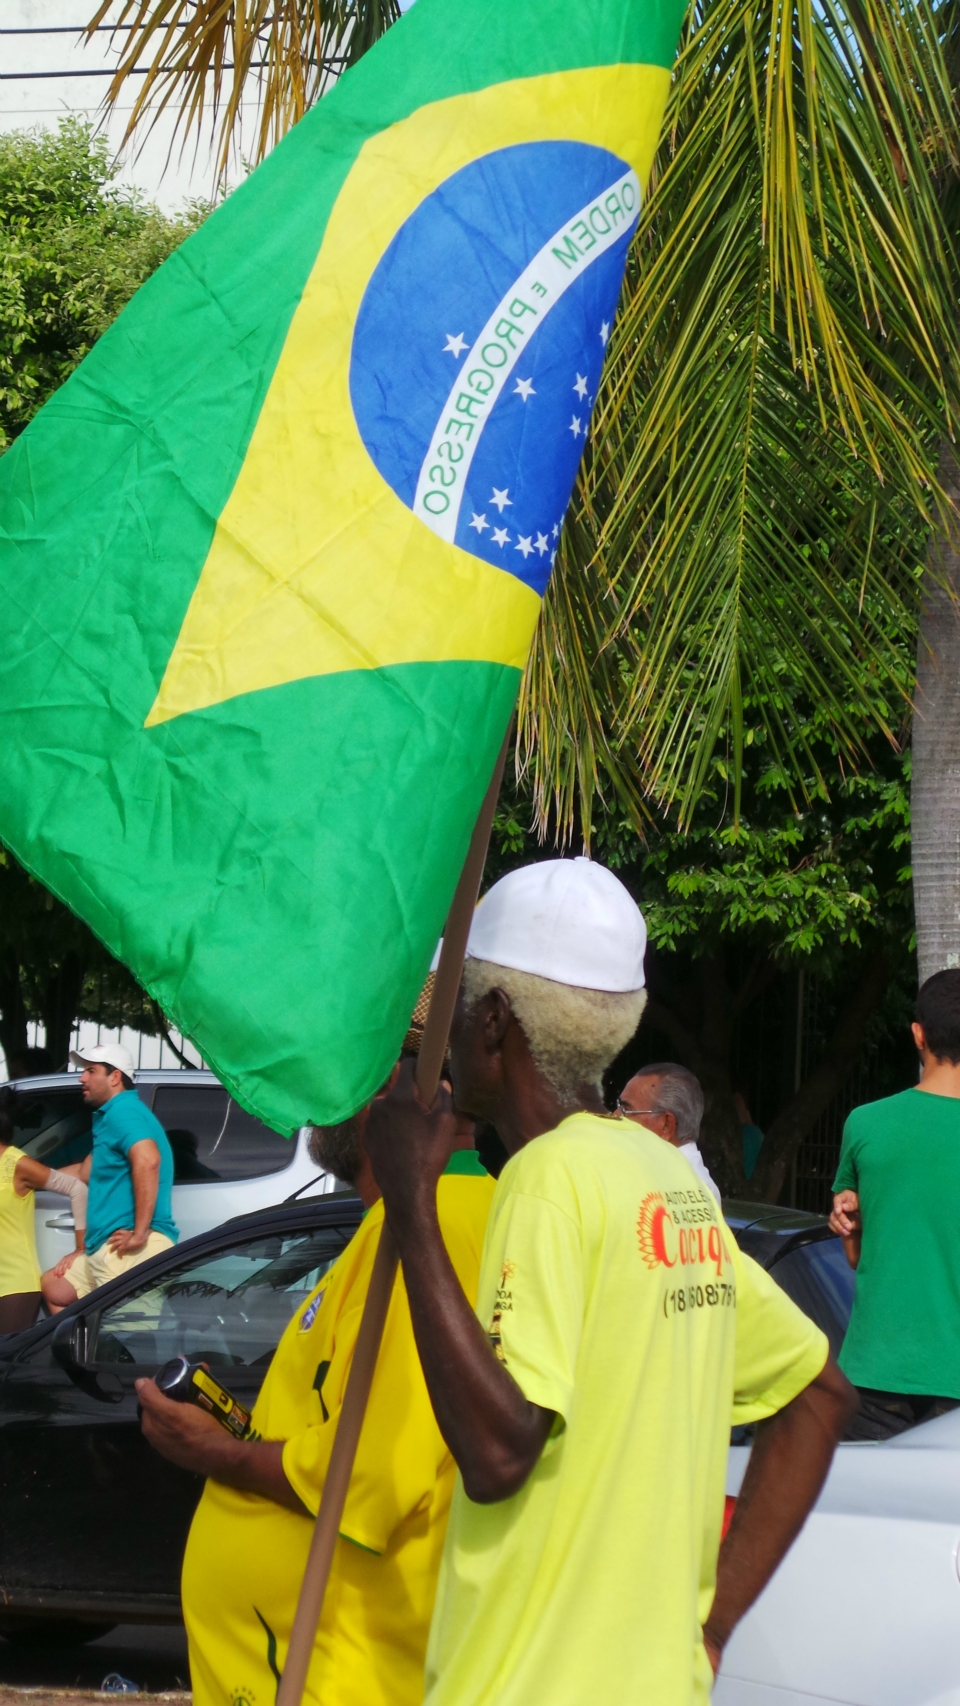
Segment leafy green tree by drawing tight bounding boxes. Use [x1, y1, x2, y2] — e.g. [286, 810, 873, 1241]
[0, 117, 201, 450]
[0, 119, 199, 1068]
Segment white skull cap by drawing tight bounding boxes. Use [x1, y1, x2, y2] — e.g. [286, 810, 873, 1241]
[465, 857, 646, 992]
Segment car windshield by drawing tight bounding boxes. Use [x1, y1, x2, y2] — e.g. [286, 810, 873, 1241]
[87, 1224, 353, 1370]
[767, 1236, 854, 1360]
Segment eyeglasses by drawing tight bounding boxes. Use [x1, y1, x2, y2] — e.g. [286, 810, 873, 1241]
[616, 1099, 661, 1119]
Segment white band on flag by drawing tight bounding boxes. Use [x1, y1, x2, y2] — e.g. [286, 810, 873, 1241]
[412, 167, 640, 545]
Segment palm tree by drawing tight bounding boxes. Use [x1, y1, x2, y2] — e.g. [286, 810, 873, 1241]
[913, 438, 960, 984]
[92, 0, 960, 858]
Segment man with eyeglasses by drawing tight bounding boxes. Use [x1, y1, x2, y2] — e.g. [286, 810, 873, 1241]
[618, 1062, 721, 1203]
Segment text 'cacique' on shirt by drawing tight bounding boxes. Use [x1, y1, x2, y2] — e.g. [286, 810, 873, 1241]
[425, 1111, 827, 1706]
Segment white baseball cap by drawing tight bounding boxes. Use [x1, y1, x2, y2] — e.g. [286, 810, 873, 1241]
[466, 857, 646, 992]
[69, 1043, 136, 1078]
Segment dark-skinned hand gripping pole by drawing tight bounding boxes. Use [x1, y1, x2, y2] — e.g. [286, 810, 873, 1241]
[275, 728, 510, 1706]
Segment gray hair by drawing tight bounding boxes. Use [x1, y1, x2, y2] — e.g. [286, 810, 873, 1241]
[631, 1062, 704, 1143]
[463, 958, 647, 1102]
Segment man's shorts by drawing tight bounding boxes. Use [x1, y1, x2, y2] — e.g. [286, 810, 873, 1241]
[69, 1232, 174, 1299]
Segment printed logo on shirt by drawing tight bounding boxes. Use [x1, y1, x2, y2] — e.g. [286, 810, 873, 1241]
[637, 1189, 726, 1278]
[298, 1289, 325, 1332]
[488, 1259, 516, 1363]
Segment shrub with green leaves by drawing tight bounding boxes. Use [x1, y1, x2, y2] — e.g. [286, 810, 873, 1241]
[0, 116, 201, 450]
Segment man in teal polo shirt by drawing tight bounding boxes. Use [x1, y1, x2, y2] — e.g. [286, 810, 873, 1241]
[42, 1043, 177, 1308]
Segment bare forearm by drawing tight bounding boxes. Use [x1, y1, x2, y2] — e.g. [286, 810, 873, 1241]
[130, 1157, 159, 1236]
[705, 1359, 856, 1659]
[138, 1378, 308, 1513]
[842, 1232, 861, 1270]
[392, 1193, 552, 1502]
[207, 1437, 308, 1513]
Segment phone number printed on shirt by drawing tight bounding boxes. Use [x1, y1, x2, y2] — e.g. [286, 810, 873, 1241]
[663, 1280, 736, 1318]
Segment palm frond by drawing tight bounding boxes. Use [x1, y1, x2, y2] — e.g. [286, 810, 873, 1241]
[86, 0, 399, 182]
[523, 0, 960, 838]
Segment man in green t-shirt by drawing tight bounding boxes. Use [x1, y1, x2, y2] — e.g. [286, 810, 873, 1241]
[830, 968, 960, 1439]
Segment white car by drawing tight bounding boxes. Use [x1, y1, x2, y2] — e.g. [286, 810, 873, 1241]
[720, 1204, 960, 1706]
[4, 1069, 338, 1270]
[719, 1409, 960, 1706]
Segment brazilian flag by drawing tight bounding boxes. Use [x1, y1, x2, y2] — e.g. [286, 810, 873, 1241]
[0, 0, 684, 1134]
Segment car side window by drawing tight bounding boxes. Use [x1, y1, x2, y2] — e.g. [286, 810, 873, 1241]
[9, 1088, 92, 1169]
[767, 1237, 854, 1360]
[86, 1224, 354, 1370]
[151, 1085, 295, 1183]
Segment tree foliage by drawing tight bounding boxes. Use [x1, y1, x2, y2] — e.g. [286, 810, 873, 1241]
[0, 117, 201, 450]
[525, 0, 960, 836]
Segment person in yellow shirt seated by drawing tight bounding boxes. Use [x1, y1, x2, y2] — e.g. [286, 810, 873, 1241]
[365, 858, 858, 1706]
[135, 1022, 494, 1706]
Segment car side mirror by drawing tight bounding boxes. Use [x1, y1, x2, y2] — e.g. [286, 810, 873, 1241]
[51, 1316, 124, 1404]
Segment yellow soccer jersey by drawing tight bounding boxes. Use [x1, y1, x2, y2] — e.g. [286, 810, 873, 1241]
[183, 1156, 494, 1706]
[425, 1115, 828, 1706]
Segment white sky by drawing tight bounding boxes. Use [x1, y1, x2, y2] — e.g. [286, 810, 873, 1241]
[0, 0, 264, 211]
[1, 0, 419, 211]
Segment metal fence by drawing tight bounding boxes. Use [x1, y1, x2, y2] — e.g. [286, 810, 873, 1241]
[11, 1012, 204, 1076]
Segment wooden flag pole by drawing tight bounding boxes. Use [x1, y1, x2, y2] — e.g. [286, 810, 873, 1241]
[275, 727, 511, 1706]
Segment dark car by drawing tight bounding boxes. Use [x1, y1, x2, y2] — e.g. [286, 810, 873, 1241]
[0, 1194, 851, 1646]
[722, 1200, 856, 1362]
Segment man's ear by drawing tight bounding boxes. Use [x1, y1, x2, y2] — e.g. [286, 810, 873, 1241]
[912, 1021, 927, 1055]
[483, 988, 514, 1051]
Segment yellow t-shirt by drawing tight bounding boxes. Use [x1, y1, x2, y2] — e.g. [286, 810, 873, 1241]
[425, 1114, 828, 1706]
[182, 1158, 495, 1706]
[0, 1145, 41, 1297]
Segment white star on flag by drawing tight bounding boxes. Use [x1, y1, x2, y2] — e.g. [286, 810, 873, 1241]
[535, 533, 549, 556]
[513, 377, 536, 402]
[515, 535, 534, 559]
[490, 488, 512, 512]
[552, 523, 560, 539]
[599, 321, 610, 346]
[469, 513, 488, 533]
[573, 374, 588, 399]
[444, 333, 467, 358]
[570, 416, 583, 438]
[492, 527, 510, 547]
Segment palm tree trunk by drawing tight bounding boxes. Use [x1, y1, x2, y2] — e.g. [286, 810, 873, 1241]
[912, 438, 960, 986]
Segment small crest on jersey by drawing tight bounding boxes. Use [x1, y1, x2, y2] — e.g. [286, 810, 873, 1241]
[299, 1289, 325, 1332]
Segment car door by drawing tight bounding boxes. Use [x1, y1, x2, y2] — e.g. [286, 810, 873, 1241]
[0, 1213, 357, 1617]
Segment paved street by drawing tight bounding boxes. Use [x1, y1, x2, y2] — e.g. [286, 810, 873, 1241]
[0, 1625, 189, 1696]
